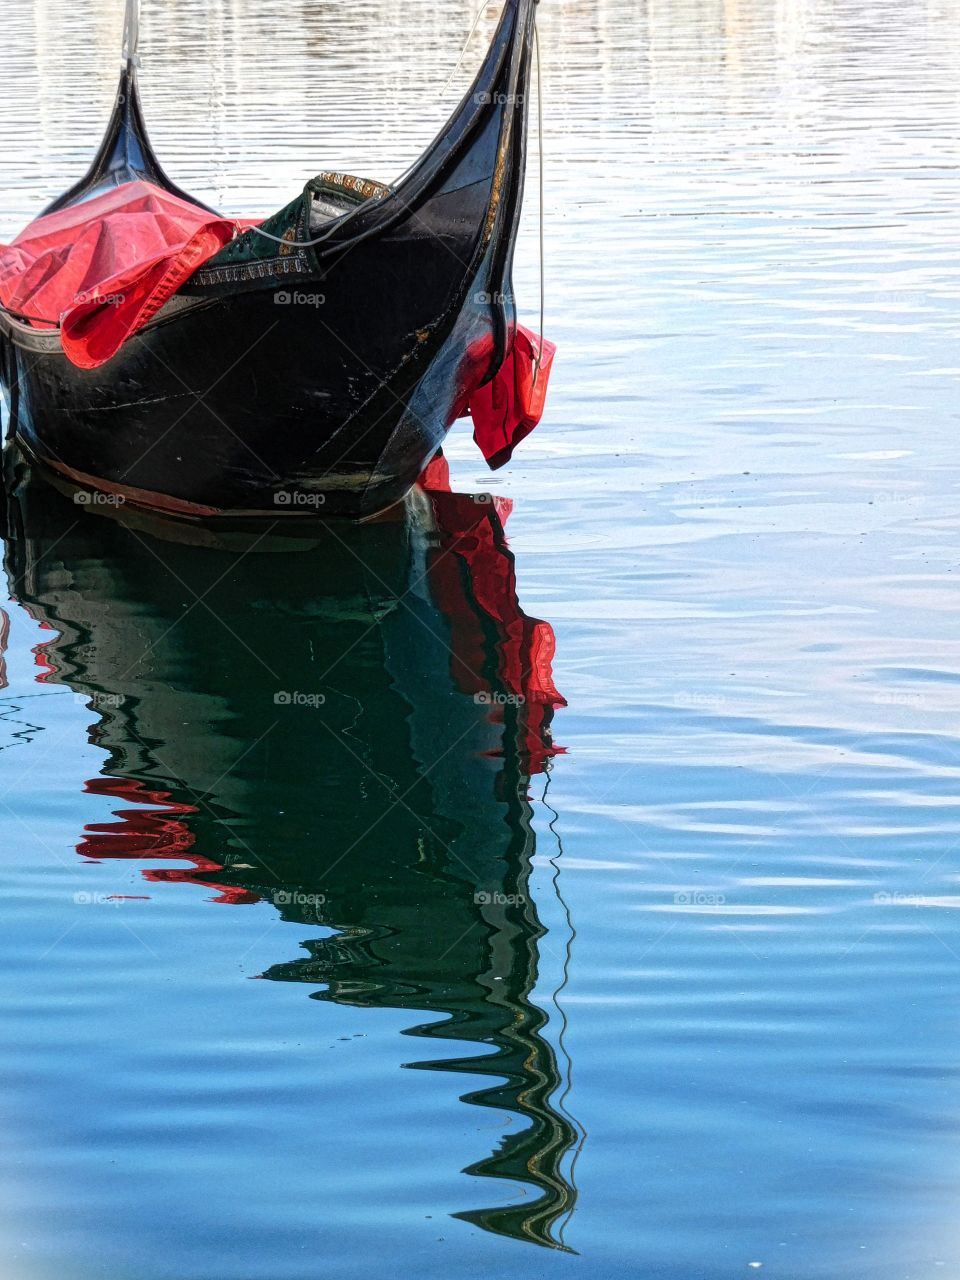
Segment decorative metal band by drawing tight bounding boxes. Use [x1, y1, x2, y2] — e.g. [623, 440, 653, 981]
[315, 172, 391, 202]
[189, 255, 311, 287]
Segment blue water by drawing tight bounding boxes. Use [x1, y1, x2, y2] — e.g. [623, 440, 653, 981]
[3, 0, 960, 1276]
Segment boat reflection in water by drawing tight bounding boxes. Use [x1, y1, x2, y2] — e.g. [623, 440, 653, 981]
[2, 450, 581, 1250]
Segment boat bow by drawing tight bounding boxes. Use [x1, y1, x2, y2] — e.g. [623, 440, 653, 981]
[41, 0, 215, 215]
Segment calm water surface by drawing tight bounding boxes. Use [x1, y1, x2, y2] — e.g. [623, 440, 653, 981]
[3, 1, 960, 1277]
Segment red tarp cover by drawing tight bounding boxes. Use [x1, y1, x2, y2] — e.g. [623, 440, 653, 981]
[0, 180, 247, 369]
[468, 325, 557, 470]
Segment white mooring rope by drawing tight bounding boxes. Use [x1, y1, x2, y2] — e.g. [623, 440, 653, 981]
[533, 14, 545, 385]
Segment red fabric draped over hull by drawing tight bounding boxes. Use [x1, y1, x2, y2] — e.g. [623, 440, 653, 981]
[0, 180, 246, 368]
[467, 326, 557, 470]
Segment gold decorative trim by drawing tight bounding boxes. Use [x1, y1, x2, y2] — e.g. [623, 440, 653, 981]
[483, 118, 512, 246]
[316, 172, 391, 202]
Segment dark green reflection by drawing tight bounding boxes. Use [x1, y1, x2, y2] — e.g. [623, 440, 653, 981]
[2, 451, 580, 1250]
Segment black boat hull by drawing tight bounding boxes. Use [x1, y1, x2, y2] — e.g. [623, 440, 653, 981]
[3, 244, 507, 519]
[0, 0, 536, 520]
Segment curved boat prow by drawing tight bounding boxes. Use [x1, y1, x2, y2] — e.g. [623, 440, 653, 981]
[41, 0, 215, 215]
[316, 0, 537, 380]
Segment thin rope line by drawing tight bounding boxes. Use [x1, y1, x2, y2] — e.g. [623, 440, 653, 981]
[540, 766, 584, 1247]
[533, 16, 546, 385]
[441, 0, 492, 97]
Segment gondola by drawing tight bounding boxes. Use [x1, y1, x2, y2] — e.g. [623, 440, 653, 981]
[0, 0, 547, 519]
